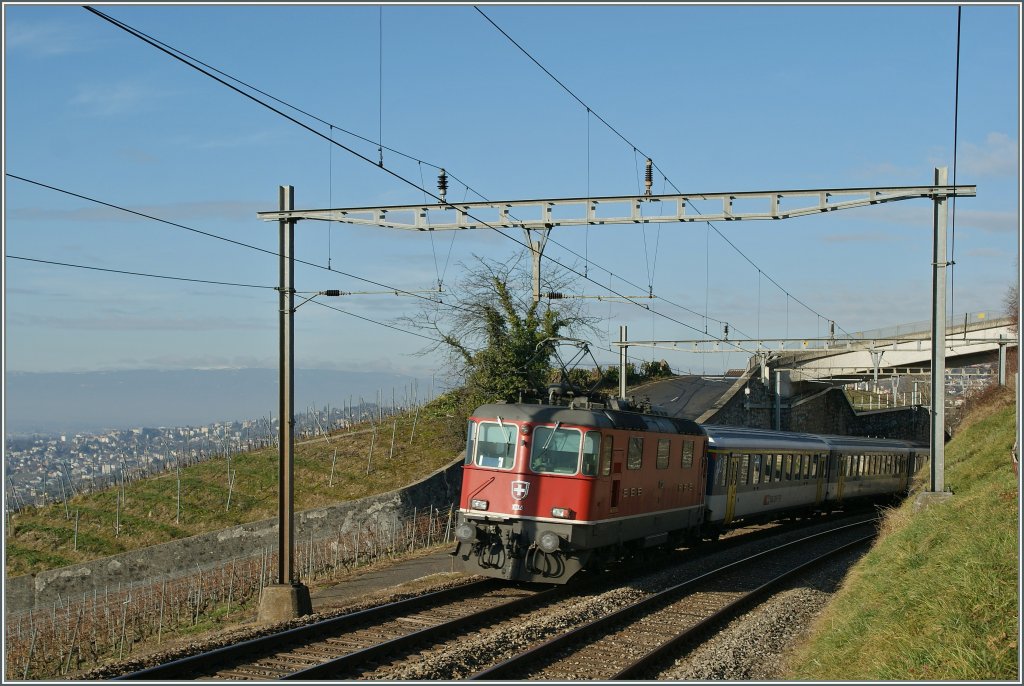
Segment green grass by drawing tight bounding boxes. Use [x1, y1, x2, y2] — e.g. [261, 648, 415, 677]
[5, 396, 467, 578]
[786, 386, 1018, 680]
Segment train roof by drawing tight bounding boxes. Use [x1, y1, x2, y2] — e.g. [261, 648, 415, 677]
[816, 434, 928, 451]
[700, 424, 927, 453]
[699, 424, 831, 451]
[471, 403, 705, 436]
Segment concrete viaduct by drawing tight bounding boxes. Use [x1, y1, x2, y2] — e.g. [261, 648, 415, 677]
[630, 312, 1016, 443]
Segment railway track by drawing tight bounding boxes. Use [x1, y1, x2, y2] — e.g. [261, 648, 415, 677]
[110, 513, 875, 680]
[113, 578, 556, 680]
[469, 520, 875, 680]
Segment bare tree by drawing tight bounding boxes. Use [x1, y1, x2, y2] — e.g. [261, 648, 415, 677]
[398, 251, 600, 407]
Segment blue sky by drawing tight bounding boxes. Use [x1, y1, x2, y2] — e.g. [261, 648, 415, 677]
[3, 2, 1020, 384]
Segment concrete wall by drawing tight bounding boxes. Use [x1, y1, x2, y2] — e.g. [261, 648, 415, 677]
[5, 458, 464, 616]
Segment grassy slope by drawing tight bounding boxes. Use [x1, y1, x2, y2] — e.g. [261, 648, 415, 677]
[5, 399, 467, 578]
[786, 387, 1019, 680]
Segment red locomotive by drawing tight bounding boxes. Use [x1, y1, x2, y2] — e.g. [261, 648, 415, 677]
[451, 400, 708, 583]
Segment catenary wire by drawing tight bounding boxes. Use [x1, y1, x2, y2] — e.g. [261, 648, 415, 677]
[8, 172, 454, 311]
[6, 255, 275, 290]
[7, 255, 441, 343]
[83, 6, 757, 354]
[474, 5, 851, 338]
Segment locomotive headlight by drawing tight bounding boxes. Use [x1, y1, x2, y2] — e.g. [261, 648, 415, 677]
[538, 530, 561, 553]
[551, 507, 574, 519]
[454, 522, 476, 543]
[470, 499, 489, 511]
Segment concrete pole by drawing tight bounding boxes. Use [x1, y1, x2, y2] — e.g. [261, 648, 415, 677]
[930, 167, 948, 493]
[619, 325, 628, 400]
[774, 369, 782, 430]
[998, 335, 1007, 386]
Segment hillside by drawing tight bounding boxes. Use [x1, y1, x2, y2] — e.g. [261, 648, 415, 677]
[784, 386, 1019, 680]
[4, 395, 467, 578]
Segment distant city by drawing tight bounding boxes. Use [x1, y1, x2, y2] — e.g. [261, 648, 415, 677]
[4, 401, 396, 512]
[3, 368, 439, 512]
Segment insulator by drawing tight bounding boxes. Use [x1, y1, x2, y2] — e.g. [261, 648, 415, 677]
[644, 158, 653, 196]
[321, 289, 341, 297]
[437, 168, 448, 204]
[724, 323, 729, 340]
[546, 292, 564, 299]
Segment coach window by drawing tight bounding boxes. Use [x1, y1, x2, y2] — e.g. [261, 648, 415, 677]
[739, 454, 750, 485]
[582, 431, 601, 477]
[530, 425, 582, 475]
[782, 454, 792, 480]
[809, 455, 817, 478]
[656, 439, 671, 469]
[715, 455, 727, 487]
[763, 454, 775, 483]
[751, 454, 763, 484]
[681, 440, 695, 469]
[475, 421, 517, 469]
[627, 436, 644, 470]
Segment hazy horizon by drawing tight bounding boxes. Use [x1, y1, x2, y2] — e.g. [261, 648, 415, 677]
[4, 367, 442, 435]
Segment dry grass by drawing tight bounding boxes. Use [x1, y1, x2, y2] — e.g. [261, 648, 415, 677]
[5, 400, 466, 578]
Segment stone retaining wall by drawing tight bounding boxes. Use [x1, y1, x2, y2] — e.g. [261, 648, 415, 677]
[4, 458, 464, 615]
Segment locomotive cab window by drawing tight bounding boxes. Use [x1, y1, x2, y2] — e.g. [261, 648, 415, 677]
[531, 425, 582, 475]
[475, 421, 517, 470]
[464, 421, 477, 465]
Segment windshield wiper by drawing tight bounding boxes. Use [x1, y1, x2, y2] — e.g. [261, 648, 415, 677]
[496, 416, 513, 460]
[536, 422, 561, 463]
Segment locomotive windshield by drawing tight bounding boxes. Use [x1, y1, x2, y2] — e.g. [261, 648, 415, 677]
[530, 425, 582, 475]
[472, 420, 517, 469]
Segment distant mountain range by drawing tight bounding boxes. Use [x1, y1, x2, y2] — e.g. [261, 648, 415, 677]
[3, 369, 438, 435]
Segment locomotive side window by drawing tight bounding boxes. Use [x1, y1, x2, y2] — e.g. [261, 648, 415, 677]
[681, 440, 694, 468]
[656, 439, 671, 469]
[475, 421, 517, 469]
[627, 437, 644, 470]
[600, 436, 613, 476]
[531, 425, 582, 474]
[464, 421, 477, 465]
[582, 431, 601, 477]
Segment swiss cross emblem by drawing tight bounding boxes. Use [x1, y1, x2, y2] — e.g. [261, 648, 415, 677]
[511, 480, 530, 501]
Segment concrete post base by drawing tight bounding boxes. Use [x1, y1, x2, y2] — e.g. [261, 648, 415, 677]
[913, 490, 954, 512]
[257, 583, 313, 624]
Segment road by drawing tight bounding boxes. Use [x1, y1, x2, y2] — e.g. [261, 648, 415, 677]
[629, 375, 739, 420]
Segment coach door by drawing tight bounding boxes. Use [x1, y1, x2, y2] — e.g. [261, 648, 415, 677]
[836, 455, 847, 504]
[814, 454, 826, 506]
[724, 454, 740, 524]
